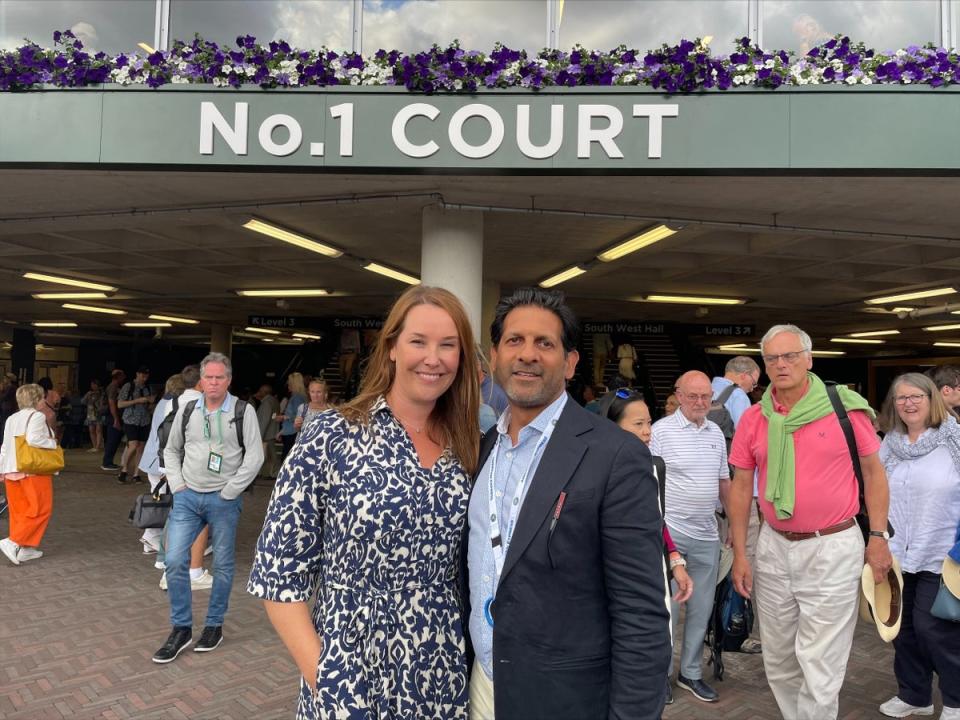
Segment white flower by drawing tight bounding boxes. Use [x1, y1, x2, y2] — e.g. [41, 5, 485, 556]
[221, 63, 233, 75]
[349, 75, 360, 85]
[861, 76, 873, 84]
[620, 72, 636, 84]
[178, 61, 188, 72]
[171, 74, 189, 84]
[845, 75, 857, 84]
[245, 65, 256, 77]
[733, 74, 744, 85]
[736, 63, 747, 72]
[764, 59, 775, 69]
[453, 79, 463, 90]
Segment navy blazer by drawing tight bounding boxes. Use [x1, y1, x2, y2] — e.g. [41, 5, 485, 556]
[461, 397, 672, 720]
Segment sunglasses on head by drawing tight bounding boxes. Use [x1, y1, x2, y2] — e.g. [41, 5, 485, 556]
[615, 388, 643, 401]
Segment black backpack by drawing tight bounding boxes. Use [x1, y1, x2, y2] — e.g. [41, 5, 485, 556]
[706, 567, 755, 680]
[155, 395, 180, 471]
[178, 398, 248, 461]
[707, 383, 738, 450]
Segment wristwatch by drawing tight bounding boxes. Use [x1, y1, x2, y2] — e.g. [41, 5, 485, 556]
[669, 556, 688, 570]
[869, 530, 890, 540]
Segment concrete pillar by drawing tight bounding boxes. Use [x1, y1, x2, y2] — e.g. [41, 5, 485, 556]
[421, 206, 484, 342]
[210, 324, 233, 356]
[480, 280, 501, 354]
[11, 328, 36, 383]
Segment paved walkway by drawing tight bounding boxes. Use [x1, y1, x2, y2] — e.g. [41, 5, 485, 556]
[0, 449, 941, 719]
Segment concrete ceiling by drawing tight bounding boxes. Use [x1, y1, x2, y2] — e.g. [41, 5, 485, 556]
[2, 168, 960, 355]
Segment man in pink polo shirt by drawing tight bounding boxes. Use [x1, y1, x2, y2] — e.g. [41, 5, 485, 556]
[727, 324, 893, 720]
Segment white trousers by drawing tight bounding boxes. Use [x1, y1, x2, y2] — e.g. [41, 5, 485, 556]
[469, 659, 495, 720]
[754, 522, 863, 720]
[140, 472, 165, 545]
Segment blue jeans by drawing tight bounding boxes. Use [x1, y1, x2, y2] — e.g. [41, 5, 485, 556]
[166, 488, 242, 628]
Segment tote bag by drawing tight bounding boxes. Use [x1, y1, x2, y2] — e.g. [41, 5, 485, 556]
[14, 411, 65, 475]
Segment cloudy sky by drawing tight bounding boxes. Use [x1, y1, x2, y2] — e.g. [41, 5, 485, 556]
[0, 0, 945, 56]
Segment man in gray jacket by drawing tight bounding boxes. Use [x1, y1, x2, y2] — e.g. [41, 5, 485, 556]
[153, 352, 264, 663]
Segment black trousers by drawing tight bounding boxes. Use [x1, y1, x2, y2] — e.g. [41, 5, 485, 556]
[894, 571, 960, 708]
[102, 423, 124, 467]
[280, 432, 296, 460]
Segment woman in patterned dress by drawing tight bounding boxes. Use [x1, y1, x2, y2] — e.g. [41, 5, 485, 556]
[249, 286, 480, 719]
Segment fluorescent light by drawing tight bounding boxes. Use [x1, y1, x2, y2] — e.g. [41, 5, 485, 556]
[830, 338, 884, 344]
[148, 314, 199, 325]
[811, 350, 846, 356]
[243, 218, 343, 258]
[244, 326, 281, 335]
[643, 294, 745, 306]
[363, 263, 421, 286]
[33, 292, 110, 300]
[596, 224, 677, 262]
[293, 332, 322, 340]
[261, 338, 275, 343]
[62, 303, 126, 315]
[865, 287, 956, 304]
[32, 322, 77, 328]
[923, 324, 960, 332]
[717, 343, 748, 349]
[893, 307, 915, 313]
[848, 329, 900, 337]
[539, 266, 586, 288]
[24, 272, 117, 292]
[235, 289, 330, 298]
[934, 342, 960, 348]
[123, 322, 172, 328]
[137, 42, 156, 54]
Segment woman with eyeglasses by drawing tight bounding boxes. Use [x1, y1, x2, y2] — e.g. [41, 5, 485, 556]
[876, 372, 960, 720]
[599, 389, 694, 602]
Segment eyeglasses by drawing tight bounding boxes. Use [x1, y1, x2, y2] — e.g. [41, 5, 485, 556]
[680, 392, 713, 403]
[894, 394, 927, 406]
[762, 351, 807, 365]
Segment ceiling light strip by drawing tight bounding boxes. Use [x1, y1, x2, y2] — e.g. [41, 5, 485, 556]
[848, 329, 900, 337]
[244, 326, 282, 335]
[243, 218, 344, 258]
[24, 272, 117, 292]
[644, 294, 745, 306]
[148, 314, 199, 325]
[596, 224, 677, 262]
[33, 292, 110, 300]
[539, 265, 586, 288]
[235, 289, 330, 297]
[865, 287, 956, 305]
[363, 263, 421, 286]
[62, 303, 126, 315]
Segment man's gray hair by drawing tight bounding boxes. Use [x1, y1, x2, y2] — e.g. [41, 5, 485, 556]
[760, 324, 813, 354]
[725, 355, 760, 375]
[200, 352, 232, 378]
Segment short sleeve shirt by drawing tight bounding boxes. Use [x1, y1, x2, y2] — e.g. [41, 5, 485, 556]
[729, 396, 880, 533]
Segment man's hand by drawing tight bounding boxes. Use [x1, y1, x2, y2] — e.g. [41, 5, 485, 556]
[865, 536, 893, 583]
[113, 418, 121, 430]
[732, 553, 752, 599]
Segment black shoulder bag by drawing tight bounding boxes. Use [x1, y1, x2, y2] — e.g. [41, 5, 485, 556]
[824, 382, 894, 544]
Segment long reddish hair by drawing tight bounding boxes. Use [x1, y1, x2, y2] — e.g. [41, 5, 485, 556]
[340, 286, 480, 473]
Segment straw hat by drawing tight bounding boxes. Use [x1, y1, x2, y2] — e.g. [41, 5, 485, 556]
[859, 558, 904, 643]
[943, 555, 960, 599]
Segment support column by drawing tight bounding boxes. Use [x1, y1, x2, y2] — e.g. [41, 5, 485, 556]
[421, 206, 484, 342]
[11, 328, 36, 383]
[210, 324, 233, 356]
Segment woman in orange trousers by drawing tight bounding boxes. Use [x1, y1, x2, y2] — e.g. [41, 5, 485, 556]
[0, 383, 57, 565]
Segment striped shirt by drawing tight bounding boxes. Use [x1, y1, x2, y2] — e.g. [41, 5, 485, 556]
[650, 410, 729, 541]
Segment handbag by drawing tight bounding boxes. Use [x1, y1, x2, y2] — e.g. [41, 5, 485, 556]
[14, 411, 65, 475]
[931, 578, 960, 622]
[129, 478, 172, 529]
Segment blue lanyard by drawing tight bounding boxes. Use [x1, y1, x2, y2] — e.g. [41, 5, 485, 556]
[486, 395, 566, 587]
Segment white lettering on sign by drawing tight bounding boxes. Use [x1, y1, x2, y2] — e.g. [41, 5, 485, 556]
[392, 103, 440, 158]
[577, 105, 624, 159]
[632, 104, 679, 158]
[198, 100, 679, 162]
[448, 103, 505, 159]
[199, 101, 248, 155]
[258, 114, 302, 156]
[517, 104, 563, 159]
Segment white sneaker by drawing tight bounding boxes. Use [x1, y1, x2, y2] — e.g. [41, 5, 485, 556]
[941, 707, 960, 720]
[880, 696, 934, 718]
[18, 547, 43, 562]
[0, 537, 20, 565]
[192, 570, 213, 590]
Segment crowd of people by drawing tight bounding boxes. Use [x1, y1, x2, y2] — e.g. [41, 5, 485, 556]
[2, 285, 959, 720]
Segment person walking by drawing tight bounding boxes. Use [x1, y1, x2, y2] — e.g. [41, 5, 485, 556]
[276, 372, 307, 459]
[0, 384, 59, 565]
[82, 378, 104, 451]
[101, 368, 126, 471]
[249, 286, 480, 719]
[877, 373, 960, 720]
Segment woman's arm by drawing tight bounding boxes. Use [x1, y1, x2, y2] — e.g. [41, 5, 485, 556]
[27, 411, 58, 449]
[263, 600, 322, 685]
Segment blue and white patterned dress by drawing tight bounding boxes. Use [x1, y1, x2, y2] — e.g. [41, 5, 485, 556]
[248, 398, 471, 720]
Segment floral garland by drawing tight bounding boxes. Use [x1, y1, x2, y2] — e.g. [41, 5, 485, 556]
[1, 30, 958, 93]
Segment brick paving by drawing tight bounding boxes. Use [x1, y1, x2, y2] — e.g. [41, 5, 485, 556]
[0, 449, 943, 719]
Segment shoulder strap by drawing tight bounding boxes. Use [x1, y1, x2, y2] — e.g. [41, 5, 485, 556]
[652, 455, 667, 515]
[716, 383, 738, 405]
[181, 399, 199, 440]
[232, 399, 247, 458]
[824, 383, 866, 514]
[171, 395, 179, 413]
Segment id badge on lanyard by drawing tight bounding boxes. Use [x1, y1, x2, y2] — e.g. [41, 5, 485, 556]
[204, 408, 224, 474]
[484, 396, 566, 625]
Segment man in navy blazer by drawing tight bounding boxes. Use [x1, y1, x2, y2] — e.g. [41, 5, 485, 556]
[464, 287, 671, 720]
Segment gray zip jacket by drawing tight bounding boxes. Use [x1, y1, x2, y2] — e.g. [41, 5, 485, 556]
[163, 392, 264, 499]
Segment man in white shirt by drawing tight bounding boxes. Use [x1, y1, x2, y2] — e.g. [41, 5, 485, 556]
[651, 370, 731, 703]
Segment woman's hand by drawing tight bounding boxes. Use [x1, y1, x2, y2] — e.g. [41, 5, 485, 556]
[671, 564, 694, 603]
[294, 416, 303, 430]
